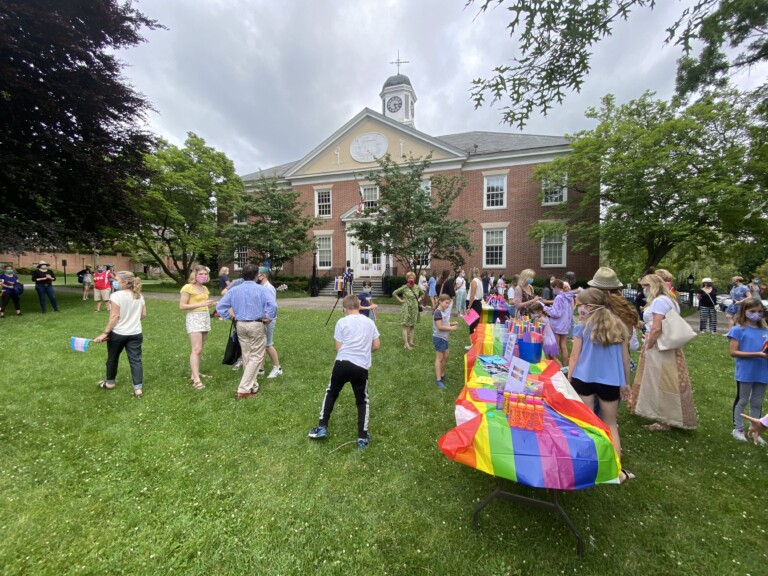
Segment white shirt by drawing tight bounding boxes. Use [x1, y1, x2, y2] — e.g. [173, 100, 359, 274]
[110, 291, 145, 336]
[334, 313, 380, 369]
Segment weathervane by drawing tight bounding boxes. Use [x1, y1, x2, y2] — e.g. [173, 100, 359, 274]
[389, 50, 409, 74]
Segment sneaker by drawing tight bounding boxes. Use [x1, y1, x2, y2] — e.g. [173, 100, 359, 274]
[464, 345, 472, 351]
[357, 432, 371, 451]
[308, 425, 328, 439]
[232, 359, 243, 370]
[258, 368, 266, 376]
[267, 366, 283, 379]
[732, 428, 747, 442]
[560, 366, 569, 374]
[435, 379, 446, 389]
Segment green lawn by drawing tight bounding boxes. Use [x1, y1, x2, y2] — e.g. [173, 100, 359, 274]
[1, 292, 766, 575]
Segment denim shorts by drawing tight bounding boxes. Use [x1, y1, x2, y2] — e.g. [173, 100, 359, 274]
[265, 317, 276, 347]
[432, 336, 449, 352]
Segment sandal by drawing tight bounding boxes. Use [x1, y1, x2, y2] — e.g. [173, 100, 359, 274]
[619, 469, 636, 484]
[192, 381, 205, 390]
[133, 389, 143, 398]
[644, 422, 671, 431]
[97, 380, 115, 390]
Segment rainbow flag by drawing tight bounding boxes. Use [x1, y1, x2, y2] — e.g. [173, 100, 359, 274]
[443, 330, 621, 490]
[480, 300, 510, 325]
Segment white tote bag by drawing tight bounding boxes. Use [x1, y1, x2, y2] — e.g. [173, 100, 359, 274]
[657, 309, 697, 351]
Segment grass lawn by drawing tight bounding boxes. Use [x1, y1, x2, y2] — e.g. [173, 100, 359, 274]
[1, 291, 766, 575]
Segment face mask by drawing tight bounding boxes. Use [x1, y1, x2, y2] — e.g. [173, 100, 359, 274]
[527, 279, 534, 285]
[578, 305, 603, 317]
[40, 266, 47, 271]
[746, 311, 763, 322]
[4, 269, 12, 274]
[196, 275, 208, 283]
[643, 288, 650, 298]
[754, 280, 760, 285]
[407, 279, 415, 287]
[363, 287, 371, 294]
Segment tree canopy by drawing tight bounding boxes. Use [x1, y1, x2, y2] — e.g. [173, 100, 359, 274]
[133, 133, 243, 286]
[349, 154, 473, 278]
[222, 176, 320, 271]
[468, 0, 768, 127]
[0, 0, 161, 251]
[530, 90, 768, 272]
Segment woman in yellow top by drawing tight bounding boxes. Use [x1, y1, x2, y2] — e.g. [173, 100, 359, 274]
[180, 265, 216, 390]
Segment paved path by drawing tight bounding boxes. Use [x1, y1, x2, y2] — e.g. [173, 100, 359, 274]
[52, 285, 731, 333]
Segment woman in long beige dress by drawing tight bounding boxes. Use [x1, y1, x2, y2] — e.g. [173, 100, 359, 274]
[630, 274, 697, 430]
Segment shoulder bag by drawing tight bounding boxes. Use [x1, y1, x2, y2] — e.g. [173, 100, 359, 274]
[657, 308, 696, 351]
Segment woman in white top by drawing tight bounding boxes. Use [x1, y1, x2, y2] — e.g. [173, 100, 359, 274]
[93, 271, 147, 397]
[454, 270, 467, 315]
[630, 274, 697, 430]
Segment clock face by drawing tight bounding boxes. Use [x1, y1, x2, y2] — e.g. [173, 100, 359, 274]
[387, 96, 403, 113]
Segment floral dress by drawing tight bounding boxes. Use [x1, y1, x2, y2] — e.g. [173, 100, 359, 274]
[393, 284, 424, 327]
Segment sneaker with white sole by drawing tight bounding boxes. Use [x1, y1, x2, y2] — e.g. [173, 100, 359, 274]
[308, 425, 328, 439]
[732, 428, 747, 442]
[357, 432, 371, 451]
[267, 366, 283, 379]
[258, 368, 265, 376]
[232, 359, 243, 370]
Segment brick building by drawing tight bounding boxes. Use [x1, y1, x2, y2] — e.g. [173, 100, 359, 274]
[240, 74, 598, 282]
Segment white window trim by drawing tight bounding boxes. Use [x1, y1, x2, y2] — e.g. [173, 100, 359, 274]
[314, 186, 332, 219]
[315, 235, 332, 270]
[540, 232, 567, 268]
[233, 246, 248, 271]
[360, 184, 379, 212]
[482, 225, 508, 269]
[482, 169, 509, 210]
[542, 177, 567, 206]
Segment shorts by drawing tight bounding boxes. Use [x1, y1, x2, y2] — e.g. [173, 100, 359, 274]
[186, 311, 211, 333]
[265, 317, 276, 347]
[94, 288, 111, 301]
[432, 336, 449, 352]
[570, 377, 621, 402]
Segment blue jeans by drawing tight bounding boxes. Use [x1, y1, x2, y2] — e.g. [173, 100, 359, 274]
[35, 284, 58, 312]
[105, 332, 144, 390]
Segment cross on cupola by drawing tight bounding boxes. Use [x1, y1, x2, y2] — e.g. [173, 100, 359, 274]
[380, 51, 417, 128]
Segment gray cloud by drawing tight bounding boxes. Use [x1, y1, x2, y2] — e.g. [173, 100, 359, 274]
[122, 0, 765, 174]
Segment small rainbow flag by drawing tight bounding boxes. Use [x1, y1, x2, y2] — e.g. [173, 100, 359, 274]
[70, 337, 92, 352]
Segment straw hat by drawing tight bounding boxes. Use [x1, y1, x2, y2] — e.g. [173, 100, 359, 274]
[587, 267, 623, 289]
[702, 277, 713, 284]
[37, 260, 49, 267]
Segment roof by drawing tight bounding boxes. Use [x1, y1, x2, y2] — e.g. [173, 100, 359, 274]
[241, 129, 569, 182]
[434, 131, 570, 155]
[382, 74, 412, 90]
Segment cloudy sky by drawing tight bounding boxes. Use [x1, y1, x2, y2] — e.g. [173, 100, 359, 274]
[119, 0, 766, 175]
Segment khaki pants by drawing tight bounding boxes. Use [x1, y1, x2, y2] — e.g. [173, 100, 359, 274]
[236, 321, 267, 394]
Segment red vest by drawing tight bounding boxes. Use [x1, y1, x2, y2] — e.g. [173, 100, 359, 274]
[94, 271, 111, 290]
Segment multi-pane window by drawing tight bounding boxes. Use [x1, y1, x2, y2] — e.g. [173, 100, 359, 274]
[542, 178, 567, 205]
[416, 251, 430, 269]
[234, 246, 248, 270]
[483, 229, 506, 267]
[541, 233, 566, 267]
[361, 185, 379, 211]
[316, 236, 332, 268]
[484, 175, 506, 209]
[233, 210, 248, 225]
[315, 189, 331, 217]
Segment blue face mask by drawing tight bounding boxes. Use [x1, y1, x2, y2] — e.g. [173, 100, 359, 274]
[527, 278, 534, 285]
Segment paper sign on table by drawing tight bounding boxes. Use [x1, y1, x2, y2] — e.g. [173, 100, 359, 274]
[503, 333, 517, 362]
[504, 355, 530, 394]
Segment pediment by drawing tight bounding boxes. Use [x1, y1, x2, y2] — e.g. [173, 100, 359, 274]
[285, 108, 467, 179]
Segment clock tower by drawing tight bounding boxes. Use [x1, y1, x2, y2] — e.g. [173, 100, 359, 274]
[380, 73, 416, 127]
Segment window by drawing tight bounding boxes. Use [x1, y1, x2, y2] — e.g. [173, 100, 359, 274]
[416, 250, 430, 269]
[483, 229, 506, 268]
[420, 179, 431, 196]
[484, 175, 507, 209]
[315, 188, 331, 218]
[316, 236, 332, 269]
[361, 185, 379, 211]
[234, 246, 248, 270]
[542, 177, 567, 205]
[541, 233, 566, 267]
[233, 209, 247, 225]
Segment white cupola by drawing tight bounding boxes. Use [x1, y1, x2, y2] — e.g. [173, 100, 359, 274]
[380, 73, 416, 128]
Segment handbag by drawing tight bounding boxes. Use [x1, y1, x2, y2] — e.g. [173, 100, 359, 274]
[222, 321, 241, 365]
[657, 309, 696, 351]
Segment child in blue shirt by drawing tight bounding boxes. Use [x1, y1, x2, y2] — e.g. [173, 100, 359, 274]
[726, 297, 768, 444]
[433, 294, 458, 389]
[567, 288, 632, 482]
[357, 281, 377, 318]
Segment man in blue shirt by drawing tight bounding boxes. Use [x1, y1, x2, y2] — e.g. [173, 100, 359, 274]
[216, 264, 278, 398]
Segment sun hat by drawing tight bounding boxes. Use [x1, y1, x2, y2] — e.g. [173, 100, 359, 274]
[37, 260, 49, 267]
[587, 267, 623, 289]
[258, 266, 270, 275]
[702, 277, 713, 283]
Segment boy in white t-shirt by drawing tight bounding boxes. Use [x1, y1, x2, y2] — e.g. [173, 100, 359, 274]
[308, 296, 381, 450]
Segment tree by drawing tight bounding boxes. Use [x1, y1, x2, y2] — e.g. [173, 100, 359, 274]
[467, 0, 768, 127]
[133, 133, 243, 286]
[0, 0, 161, 250]
[222, 176, 320, 272]
[349, 154, 473, 278]
[530, 90, 768, 271]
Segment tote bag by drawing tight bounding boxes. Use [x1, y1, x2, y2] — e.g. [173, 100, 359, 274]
[222, 321, 241, 365]
[657, 309, 696, 351]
